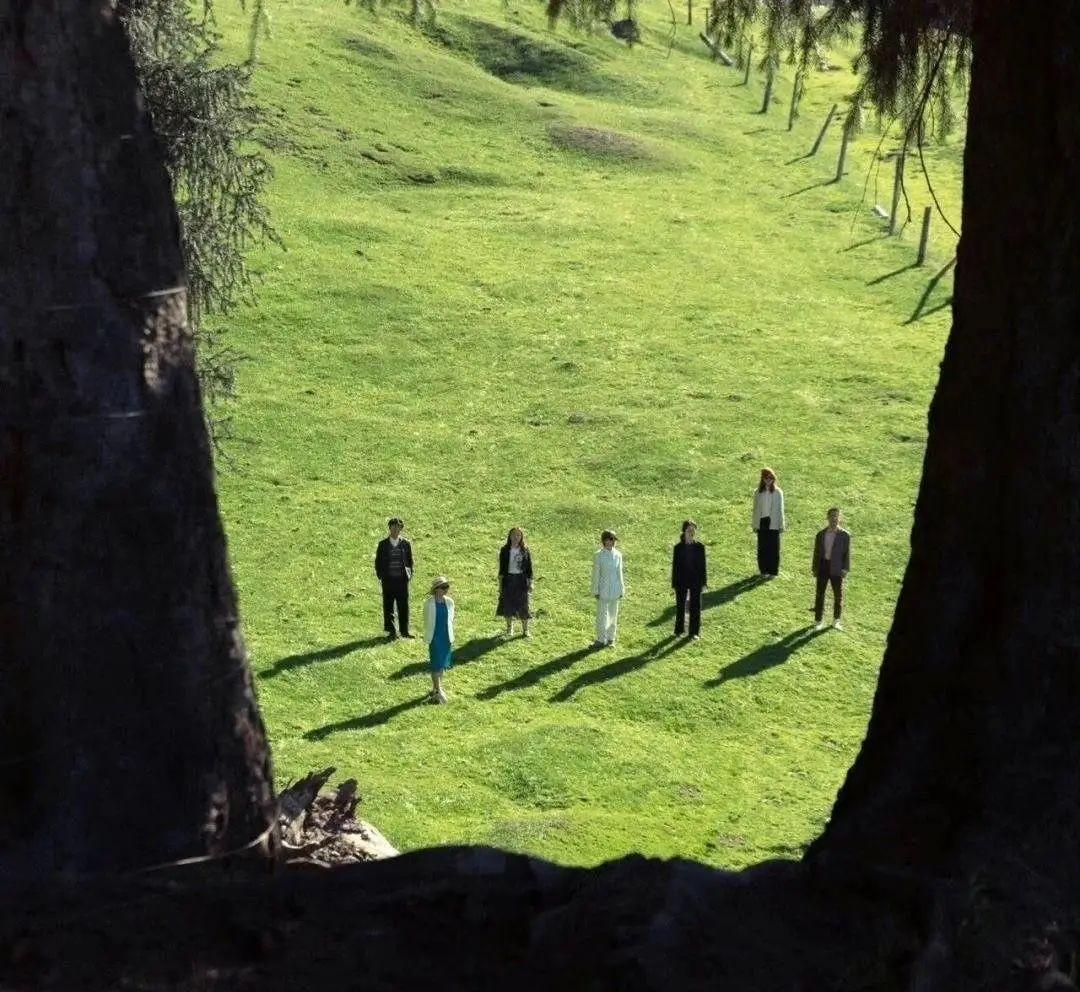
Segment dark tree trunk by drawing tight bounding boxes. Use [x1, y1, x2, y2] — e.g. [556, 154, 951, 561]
[811, 0, 1080, 932]
[0, 1, 276, 872]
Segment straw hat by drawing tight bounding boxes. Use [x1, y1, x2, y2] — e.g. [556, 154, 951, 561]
[429, 575, 451, 594]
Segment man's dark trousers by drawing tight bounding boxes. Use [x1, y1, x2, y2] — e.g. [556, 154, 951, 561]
[382, 579, 409, 637]
[674, 586, 702, 637]
[814, 565, 843, 621]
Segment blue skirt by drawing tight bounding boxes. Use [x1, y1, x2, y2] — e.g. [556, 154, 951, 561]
[429, 604, 454, 672]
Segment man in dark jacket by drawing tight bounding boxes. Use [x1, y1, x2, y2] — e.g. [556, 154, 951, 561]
[375, 517, 414, 639]
[672, 520, 708, 639]
[812, 507, 851, 630]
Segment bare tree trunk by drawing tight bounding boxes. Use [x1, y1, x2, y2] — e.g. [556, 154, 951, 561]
[0, 0, 276, 873]
[812, 0, 1080, 906]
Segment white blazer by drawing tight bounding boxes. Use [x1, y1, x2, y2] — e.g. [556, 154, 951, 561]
[423, 596, 455, 644]
[752, 488, 786, 531]
[591, 548, 625, 599]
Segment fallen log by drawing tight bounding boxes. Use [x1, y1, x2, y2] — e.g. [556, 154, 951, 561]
[699, 32, 735, 66]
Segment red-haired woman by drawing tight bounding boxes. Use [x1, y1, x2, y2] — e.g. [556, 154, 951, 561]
[751, 468, 785, 577]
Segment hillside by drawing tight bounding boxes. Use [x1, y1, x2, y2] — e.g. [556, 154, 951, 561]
[209, 0, 962, 867]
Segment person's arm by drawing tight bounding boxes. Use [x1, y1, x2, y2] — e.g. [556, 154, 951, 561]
[524, 551, 534, 586]
[778, 490, 786, 531]
[591, 554, 600, 597]
[700, 544, 707, 589]
[498, 546, 507, 580]
[404, 540, 413, 580]
[617, 553, 625, 598]
[751, 493, 759, 530]
[374, 541, 384, 580]
[811, 532, 819, 575]
[842, 534, 851, 575]
[671, 545, 678, 589]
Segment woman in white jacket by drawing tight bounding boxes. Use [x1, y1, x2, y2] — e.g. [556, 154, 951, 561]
[591, 530, 625, 648]
[423, 576, 455, 703]
[751, 467, 785, 577]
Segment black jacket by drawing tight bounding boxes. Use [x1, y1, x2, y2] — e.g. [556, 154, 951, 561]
[498, 544, 533, 581]
[672, 541, 707, 589]
[812, 528, 850, 577]
[375, 537, 414, 582]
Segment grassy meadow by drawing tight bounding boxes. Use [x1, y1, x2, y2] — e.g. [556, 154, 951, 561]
[209, 0, 964, 867]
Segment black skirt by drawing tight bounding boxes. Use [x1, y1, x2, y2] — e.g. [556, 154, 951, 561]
[496, 573, 531, 619]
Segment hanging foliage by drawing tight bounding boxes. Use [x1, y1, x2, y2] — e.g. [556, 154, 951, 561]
[123, 0, 279, 445]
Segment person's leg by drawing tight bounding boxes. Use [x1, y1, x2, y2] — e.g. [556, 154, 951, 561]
[381, 582, 396, 635]
[688, 586, 702, 637]
[522, 614, 530, 637]
[831, 574, 844, 622]
[766, 529, 781, 576]
[607, 598, 620, 645]
[673, 586, 687, 635]
[756, 525, 767, 575]
[595, 599, 607, 645]
[396, 582, 411, 637]
[814, 569, 829, 624]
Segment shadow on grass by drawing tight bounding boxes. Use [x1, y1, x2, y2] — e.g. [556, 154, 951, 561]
[303, 695, 429, 739]
[260, 635, 389, 679]
[904, 257, 957, 324]
[867, 262, 919, 286]
[781, 178, 835, 198]
[647, 575, 768, 630]
[477, 645, 598, 700]
[840, 233, 890, 252]
[550, 635, 688, 702]
[703, 625, 826, 687]
[388, 635, 504, 681]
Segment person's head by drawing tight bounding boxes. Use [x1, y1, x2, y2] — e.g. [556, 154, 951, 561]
[601, 529, 617, 549]
[758, 468, 777, 492]
[505, 526, 527, 550]
[430, 576, 451, 599]
[387, 517, 404, 538]
[826, 507, 842, 528]
[681, 520, 697, 543]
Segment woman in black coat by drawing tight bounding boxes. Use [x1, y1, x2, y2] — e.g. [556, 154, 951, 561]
[671, 520, 707, 639]
[497, 526, 534, 638]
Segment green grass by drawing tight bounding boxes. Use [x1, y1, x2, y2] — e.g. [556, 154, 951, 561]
[210, 0, 962, 868]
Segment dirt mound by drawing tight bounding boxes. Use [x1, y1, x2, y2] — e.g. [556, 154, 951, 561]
[548, 124, 654, 162]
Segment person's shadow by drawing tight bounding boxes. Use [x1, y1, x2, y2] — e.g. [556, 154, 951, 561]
[550, 635, 689, 702]
[703, 626, 826, 687]
[303, 695, 430, 739]
[260, 635, 390, 679]
[388, 635, 504, 681]
[477, 645, 597, 700]
[647, 575, 768, 630]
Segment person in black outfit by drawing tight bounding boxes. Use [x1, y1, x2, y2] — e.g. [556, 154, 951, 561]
[374, 517, 414, 639]
[672, 520, 707, 639]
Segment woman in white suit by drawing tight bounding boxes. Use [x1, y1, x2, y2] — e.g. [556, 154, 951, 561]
[591, 530, 625, 647]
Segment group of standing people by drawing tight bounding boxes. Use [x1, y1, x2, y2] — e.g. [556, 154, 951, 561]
[372, 468, 851, 704]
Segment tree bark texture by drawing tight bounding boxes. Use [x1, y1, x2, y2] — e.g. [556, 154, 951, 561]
[812, 0, 1080, 931]
[0, 0, 276, 872]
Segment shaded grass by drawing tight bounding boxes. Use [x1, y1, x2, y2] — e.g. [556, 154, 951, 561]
[209, 0, 961, 868]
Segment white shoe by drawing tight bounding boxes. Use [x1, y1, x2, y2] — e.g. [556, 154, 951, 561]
[436, 689, 448, 703]
[833, 619, 844, 631]
[815, 620, 826, 630]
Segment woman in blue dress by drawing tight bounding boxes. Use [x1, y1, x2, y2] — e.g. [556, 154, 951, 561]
[423, 576, 455, 703]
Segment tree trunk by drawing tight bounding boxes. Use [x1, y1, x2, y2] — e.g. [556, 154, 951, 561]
[0, 0, 276, 873]
[811, 0, 1080, 912]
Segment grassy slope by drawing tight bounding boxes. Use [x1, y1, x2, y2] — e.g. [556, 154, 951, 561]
[210, 0, 962, 867]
